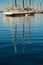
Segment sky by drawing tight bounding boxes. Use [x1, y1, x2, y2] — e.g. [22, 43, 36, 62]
[0, 0, 43, 10]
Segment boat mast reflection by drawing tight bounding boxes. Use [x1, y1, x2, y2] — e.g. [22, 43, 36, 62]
[4, 16, 32, 53]
[22, 16, 32, 52]
[28, 17, 31, 45]
[22, 17, 25, 45]
[22, 16, 31, 45]
[4, 16, 18, 54]
[14, 20, 17, 54]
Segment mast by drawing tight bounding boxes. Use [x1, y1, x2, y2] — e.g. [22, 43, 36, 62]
[40, 2, 42, 10]
[29, 0, 31, 7]
[23, 0, 24, 8]
[11, 0, 14, 9]
[26, 0, 27, 7]
[15, 0, 17, 7]
[37, 2, 38, 10]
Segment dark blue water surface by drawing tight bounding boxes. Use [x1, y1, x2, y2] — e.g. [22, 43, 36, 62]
[0, 13, 43, 65]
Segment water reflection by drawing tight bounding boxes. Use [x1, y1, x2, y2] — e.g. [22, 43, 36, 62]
[2, 14, 43, 65]
[22, 17, 24, 45]
[4, 16, 18, 54]
[14, 19, 17, 54]
[28, 17, 31, 44]
[4, 16, 32, 53]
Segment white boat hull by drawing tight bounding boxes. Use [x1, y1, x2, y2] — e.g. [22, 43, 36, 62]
[3, 11, 13, 15]
[3, 10, 35, 16]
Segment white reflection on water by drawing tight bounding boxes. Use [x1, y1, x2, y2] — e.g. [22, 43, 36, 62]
[14, 46, 17, 54]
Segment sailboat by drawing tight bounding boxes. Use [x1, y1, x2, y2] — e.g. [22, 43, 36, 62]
[3, 0, 35, 16]
[3, 0, 26, 16]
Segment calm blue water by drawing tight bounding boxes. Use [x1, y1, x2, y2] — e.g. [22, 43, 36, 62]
[0, 13, 43, 65]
